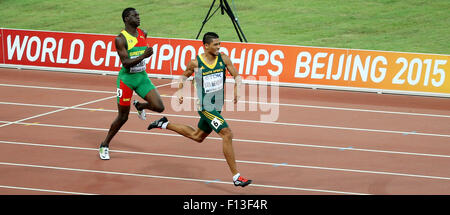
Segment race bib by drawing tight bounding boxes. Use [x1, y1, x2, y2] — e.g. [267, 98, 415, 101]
[203, 72, 223, 93]
[130, 56, 146, 73]
[211, 117, 222, 129]
[116, 88, 123, 98]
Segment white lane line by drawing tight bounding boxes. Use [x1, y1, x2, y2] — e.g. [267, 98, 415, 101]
[1, 83, 449, 119]
[1, 120, 450, 159]
[0, 82, 172, 129]
[0, 96, 115, 128]
[2, 140, 450, 182]
[0, 101, 448, 138]
[0, 161, 368, 195]
[246, 101, 450, 119]
[0, 185, 97, 195]
[0, 83, 113, 94]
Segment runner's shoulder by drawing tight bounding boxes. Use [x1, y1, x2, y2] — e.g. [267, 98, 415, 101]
[188, 58, 199, 68]
[115, 33, 126, 43]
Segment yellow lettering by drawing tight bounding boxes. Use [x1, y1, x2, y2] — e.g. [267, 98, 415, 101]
[202, 69, 223, 76]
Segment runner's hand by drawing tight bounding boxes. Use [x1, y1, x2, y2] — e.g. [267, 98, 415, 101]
[233, 94, 239, 104]
[143, 47, 153, 58]
[234, 87, 240, 104]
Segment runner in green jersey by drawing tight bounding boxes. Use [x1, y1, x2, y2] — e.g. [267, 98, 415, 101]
[99, 7, 165, 160]
[148, 32, 252, 187]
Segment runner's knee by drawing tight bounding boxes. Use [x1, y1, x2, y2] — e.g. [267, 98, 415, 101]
[118, 112, 129, 122]
[192, 130, 208, 143]
[193, 135, 206, 143]
[155, 103, 165, 113]
[220, 128, 233, 140]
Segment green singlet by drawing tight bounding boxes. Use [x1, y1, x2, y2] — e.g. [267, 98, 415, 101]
[194, 53, 229, 133]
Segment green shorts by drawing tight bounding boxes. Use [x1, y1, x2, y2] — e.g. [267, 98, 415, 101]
[117, 71, 156, 106]
[197, 109, 229, 134]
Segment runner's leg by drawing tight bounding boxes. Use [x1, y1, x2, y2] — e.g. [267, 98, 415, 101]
[134, 75, 164, 113]
[101, 104, 130, 147]
[138, 88, 165, 113]
[166, 123, 210, 143]
[218, 127, 238, 175]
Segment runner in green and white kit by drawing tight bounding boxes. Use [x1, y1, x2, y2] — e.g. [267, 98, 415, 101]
[148, 32, 252, 187]
[99, 7, 165, 160]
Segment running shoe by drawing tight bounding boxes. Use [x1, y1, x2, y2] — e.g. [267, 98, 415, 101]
[133, 100, 146, 120]
[99, 146, 110, 160]
[148, 116, 168, 130]
[233, 176, 252, 187]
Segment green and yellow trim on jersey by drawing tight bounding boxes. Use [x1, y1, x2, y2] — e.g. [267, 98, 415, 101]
[197, 109, 228, 134]
[201, 110, 225, 123]
[198, 54, 219, 69]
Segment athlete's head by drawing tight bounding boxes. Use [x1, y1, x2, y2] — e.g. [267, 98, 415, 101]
[203, 32, 220, 56]
[122, 7, 140, 27]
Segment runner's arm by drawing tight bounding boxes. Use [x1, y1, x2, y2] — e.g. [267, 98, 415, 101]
[221, 54, 242, 104]
[115, 34, 153, 69]
[177, 59, 198, 104]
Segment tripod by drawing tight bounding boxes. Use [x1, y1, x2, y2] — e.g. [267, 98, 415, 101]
[195, 0, 248, 42]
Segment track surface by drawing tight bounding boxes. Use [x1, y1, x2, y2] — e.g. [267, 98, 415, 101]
[0, 68, 449, 195]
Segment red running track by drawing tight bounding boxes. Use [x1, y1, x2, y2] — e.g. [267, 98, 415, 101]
[0, 68, 449, 195]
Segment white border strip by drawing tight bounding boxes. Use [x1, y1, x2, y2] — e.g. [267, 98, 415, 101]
[0, 185, 97, 195]
[0, 96, 115, 128]
[1, 63, 449, 98]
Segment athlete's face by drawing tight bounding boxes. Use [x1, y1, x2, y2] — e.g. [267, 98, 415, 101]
[205, 38, 221, 56]
[126, 10, 141, 27]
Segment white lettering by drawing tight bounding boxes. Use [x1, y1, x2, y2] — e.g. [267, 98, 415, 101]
[252, 49, 269, 75]
[7, 35, 29, 60]
[172, 45, 181, 70]
[157, 44, 173, 70]
[351, 55, 371, 82]
[343, 55, 352, 81]
[41, 37, 56, 63]
[69, 39, 84, 64]
[56, 39, 68, 63]
[370, 56, 387, 83]
[245, 49, 253, 75]
[105, 41, 120, 67]
[230, 48, 246, 75]
[432, 60, 446, 87]
[90, 40, 105, 66]
[407, 58, 422, 86]
[294, 51, 311, 78]
[180, 45, 196, 71]
[332, 54, 346, 80]
[311, 52, 327, 79]
[150, 44, 158, 69]
[325, 54, 334, 80]
[268, 50, 284, 77]
[26, 36, 41, 62]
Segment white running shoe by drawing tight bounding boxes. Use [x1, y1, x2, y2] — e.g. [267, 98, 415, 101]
[99, 146, 110, 160]
[133, 100, 146, 120]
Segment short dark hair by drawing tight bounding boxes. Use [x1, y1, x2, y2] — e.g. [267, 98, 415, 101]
[202, 32, 219, 44]
[122, 7, 136, 22]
